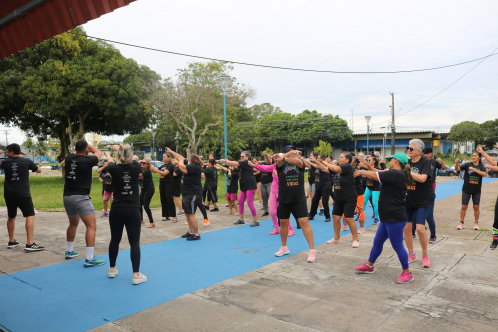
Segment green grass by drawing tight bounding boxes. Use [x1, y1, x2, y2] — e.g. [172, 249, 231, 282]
[0, 173, 256, 210]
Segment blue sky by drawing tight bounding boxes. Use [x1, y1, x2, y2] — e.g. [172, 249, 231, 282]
[3, 0, 498, 144]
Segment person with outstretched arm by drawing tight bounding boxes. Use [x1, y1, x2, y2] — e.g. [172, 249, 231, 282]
[476, 146, 498, 249]
[0, 143, 44, 251]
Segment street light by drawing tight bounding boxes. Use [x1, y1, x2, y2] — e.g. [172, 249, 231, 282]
[216, 75, 231, 192]
[365, 116, 371, 154]
[152, 131, 156, 163]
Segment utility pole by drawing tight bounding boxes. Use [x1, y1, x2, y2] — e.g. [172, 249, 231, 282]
[351, 110, 354, 131]
[390, 92, 395, 155]
[1, 130, 11, 145]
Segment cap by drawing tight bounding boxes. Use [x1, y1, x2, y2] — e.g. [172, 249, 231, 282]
[423, 147, 433, 154]
[283, 145, 295, 153]
[386, 152, 409, 166]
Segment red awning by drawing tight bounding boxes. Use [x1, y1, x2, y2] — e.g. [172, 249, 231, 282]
[0, 0, 136, 59]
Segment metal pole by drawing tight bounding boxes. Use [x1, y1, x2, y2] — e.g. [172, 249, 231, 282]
[367, 125, 370, 154]
[152, 135, 155, 162]
[390, 92, 395, 155]
[224, 94, 228, 192]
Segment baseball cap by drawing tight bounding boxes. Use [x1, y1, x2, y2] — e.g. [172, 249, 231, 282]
[283, 145, 295, 153]
[386, 152, 409, 166]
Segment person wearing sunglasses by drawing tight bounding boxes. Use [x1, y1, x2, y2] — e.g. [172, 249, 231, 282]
[220, 151, 259, 227]
[354, 153, 414, 283]
[405, 139, 432, 268]
[139, 159, 155, 228]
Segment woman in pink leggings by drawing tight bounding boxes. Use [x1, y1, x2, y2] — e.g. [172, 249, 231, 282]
[253, 151, 294, 236]
[221, 151, 259, 227]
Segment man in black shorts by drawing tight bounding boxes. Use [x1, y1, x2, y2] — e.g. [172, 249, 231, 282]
[273, 147, 316, 262]
[1, 143, 44, 251]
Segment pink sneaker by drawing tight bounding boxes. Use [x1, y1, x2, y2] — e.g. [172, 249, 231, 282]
[288, 229, 294, 237]
[355, 262, 374, 274]
[307, 250, 316, 263]
[396, 271, 414, 283]
[326, 237, 343, 244]
[100, 212, 108, 218]
[422, 254, 430, 268]
[357, 227, 365, 234]
[457, 222, 464, 230]
[352, 240, 360, 248]
[270, 229, 280, 235]
[275, 246, 290, 257]
[408, 253, 417, 263]
[474, 223, 480, 230]
[340, 225, 349, 231]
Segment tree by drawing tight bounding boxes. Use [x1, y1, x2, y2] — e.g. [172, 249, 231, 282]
[480, 119, 498, 150]
[448, 121, 484, 157]
[150, 61, 255, 157]
[249, 103, 283, 120]
[314, 140, 332, 156]
[0, 27, 160, 169]
[22, 138, 35, 152]
[34, 141, 49, 156]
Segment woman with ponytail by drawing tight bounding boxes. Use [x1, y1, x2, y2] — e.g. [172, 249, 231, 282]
[353, 153, 414, 284]
[362, 155, 381, 224]
[151, 152, 176, 222]
[102, 144, 147, 285]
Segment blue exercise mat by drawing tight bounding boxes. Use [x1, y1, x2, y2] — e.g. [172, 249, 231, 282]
[0, 178, 496, 332]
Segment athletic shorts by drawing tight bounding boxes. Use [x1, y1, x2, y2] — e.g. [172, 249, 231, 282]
[182, 194, 203, 215]
[278, 201, 308, 220]
[5, 197, 35, 218]
[226, 192, 238, 201]
[102, 191, 113, 202]
[332, 200, 356, 218]
[309, 183, 316, 194]
[462, 191, 481, 206]
[406, 207, 428, 225]
[63, 195, 95, 217]
[173, 185, 181, 198]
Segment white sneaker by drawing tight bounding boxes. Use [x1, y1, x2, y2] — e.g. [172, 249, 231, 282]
[256, 203, 262, 206]
[132, 273, 147, 285]
[108, 267, 119, 278]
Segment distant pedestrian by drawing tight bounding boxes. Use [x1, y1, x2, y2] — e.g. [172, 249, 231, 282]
[139, 159, 155, 228]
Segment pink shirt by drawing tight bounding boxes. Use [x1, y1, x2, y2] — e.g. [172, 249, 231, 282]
[253, 164, 279, 190]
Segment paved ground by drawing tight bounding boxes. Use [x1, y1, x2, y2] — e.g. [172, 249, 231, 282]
[1, 177, 498, 331]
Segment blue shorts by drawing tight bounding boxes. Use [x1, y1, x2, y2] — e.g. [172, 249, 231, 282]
[406, 207, 428, 225]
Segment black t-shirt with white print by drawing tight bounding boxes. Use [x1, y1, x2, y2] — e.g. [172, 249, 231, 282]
[460, 162, 486, 194]
[366, 167, 381, 191]
[101, 171, 113, 193]
[63, 154, 99, 196]
[314, 167, 331, 191]
[333, 163, 357, 202]
[101, 160, 142, 208]
[406, 156, 432, 208]
[238, 160, 257, 191]
[1, 157, 38, 199]
[159, 162, 174, 183]
[276, 160, 306, 204]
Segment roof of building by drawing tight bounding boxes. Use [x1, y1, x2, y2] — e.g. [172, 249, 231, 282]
[353, 130, 450, 136]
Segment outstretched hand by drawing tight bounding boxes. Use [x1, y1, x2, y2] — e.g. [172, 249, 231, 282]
[455, 158, 460, 163]
[353, 169, 364, 177]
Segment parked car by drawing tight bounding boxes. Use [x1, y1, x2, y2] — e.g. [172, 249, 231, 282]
[438, 166, 457, 177]
[485, 150, 498, 157]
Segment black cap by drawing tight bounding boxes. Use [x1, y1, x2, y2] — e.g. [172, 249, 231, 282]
[423, 148, 433, 154]
[283, 145, 295, 153]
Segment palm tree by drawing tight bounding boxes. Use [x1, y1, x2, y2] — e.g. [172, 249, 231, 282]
[34, 141, 49, 156]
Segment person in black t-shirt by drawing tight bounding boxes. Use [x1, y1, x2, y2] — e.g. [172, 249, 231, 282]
[172, 159, 185, 217]
[220, 151, 258, 227]
[260, 155, 274, 217]
[351, 157, 365, 231]
[253, 158, 263, 207]
[323, 152, 360, 247]
[354, 153, 414, 283]
[306, 154, 331, 221]
[216, 159, 240, 216]
[151, 152, 176, 222]
[97, 160, 113, 218]
[404, 139, 432, 268]
[273, 147, 316, 263]
[138, 159, 155, 228]
[62, 140, 104, 267]
[101, 145, 146, 284]
[166, 148, 204, 240]
[0, 143, 44, 251]
[203, 159, 219, 212]
[478, 146, 498, 249]
[307, 151, 318, 202]
[455, 151, 487, 230]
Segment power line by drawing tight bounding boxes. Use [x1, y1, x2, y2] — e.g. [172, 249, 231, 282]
[69, 32, 498, 75]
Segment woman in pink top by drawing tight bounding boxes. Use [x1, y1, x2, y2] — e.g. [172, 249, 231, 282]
[253, 151, 294, 236]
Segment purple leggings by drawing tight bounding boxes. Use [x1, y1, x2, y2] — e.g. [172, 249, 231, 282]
[239, 189, 257, 217]
[270, 191, 293, 231]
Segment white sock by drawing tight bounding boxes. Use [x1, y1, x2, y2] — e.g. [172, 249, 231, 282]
[310, 249, 316, 253]
[86, 247, 94, 260]
[67, 242, 73, 252]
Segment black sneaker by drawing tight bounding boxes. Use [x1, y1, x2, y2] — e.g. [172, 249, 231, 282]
[233, 219, 245, 225]
[413, 235, 417, 240]
[261, 212, 269, 217]
[296, 221, 301, 229]
[261, 208, 265, 211]
[324, 218, 331, 222]
[25, 243, 45, 252]
[309, 216, 314, 221]
[181, 232, 192, 238]
[491, 238, 498, 250]
[319, 209, 324, 216]
[210, 208, 219, 212]
[8, 240, 19, 249]
[187, 234, 201, 241]
[250, 221, 260, 227]
[429, 236, 437, 244]
[226, 205, 229, 207]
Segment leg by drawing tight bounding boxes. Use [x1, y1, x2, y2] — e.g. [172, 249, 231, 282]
[473, 205, 480, 223]
[460, 191, 471, 223]
[140, 192, 144, 221]
[123, 208, 142, 273]
[332, 215, 342, 240]
[238, 190, 247, 220]
[309, 190, 322, 217]
[414, 208, 429, 254]
[25, 216, 35, 245]
[103, 200, 108, 213]
[187, 214, 199, 235]
[261, 183, 270, 214]
[280, 219, 290, 246]
[404, 208, 415, 253]
[166, 185, 176, 218]
[460, 205, 468, 222]
[66, 214, 80, 242]
[426, 201, 436, 238]
[472, 193, 481, 223]
[174, 196, 183, 212]
[297, 217, 314, 249]
[7, 217, 16, 243]
[108, 209, 125, 268]
[367, 221, 389, 265]
[80, 213, 97, 248]
[245, 189, 258, 221]
[198, 201, 208, 220]
[212, 186, 218, 207]
[159, 182, 168, 218]
[372, 191, 380, 221]
[493, 196, 498, 238]
[321, 190, 331, 219]
[357, 194, 365, 228]
[386, 221, 409, 271]
[257, 182, 262, 204]
[270, 191, 280, 230]
[144, 192, 154, 223]
[363, 188, 372, 217]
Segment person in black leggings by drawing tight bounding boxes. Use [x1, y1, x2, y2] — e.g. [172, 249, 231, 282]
[306, 154, 331, 222]
[152, 152, 176, 222]
[102, 144, 146, 285]
[139, 159, 155, 228]
[478, 146, 498, 249]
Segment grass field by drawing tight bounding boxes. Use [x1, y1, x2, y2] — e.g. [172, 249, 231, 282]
[0, 173, 257, 211]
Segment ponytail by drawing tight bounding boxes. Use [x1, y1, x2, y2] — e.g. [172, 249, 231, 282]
[403, 163, 413, 187]
[117, 144, 133, 164]
[190, 154, 203, 167]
